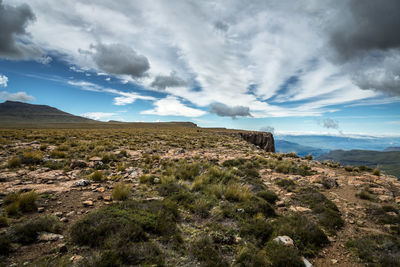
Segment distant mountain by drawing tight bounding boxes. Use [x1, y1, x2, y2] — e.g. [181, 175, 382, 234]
[275, 139, 329, 157]
[385, 147, 400, 152]
[0, 101, 96, 124]
[276, 134, 400, 151]
[317, 150, 400, 178]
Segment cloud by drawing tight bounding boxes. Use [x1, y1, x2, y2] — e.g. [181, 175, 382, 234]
[141, 96, 206, 117]
[81, 112, 117, 121]
[0, 91, 35, 102]
[320, 118, 342, 134]
[151, 71, 187, 90]
[67, 80, 155, 105]
[210, 103, 251, 119]
[323, 0, 400, 95]
[260, 126, 275, 134]
[91, 43, 150, 78]
[0, 74, 8, 87]
[8, 0, 400, 117]
[0, 0, 43, 60]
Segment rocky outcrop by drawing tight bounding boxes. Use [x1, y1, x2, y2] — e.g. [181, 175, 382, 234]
[239, 131, 275, 152]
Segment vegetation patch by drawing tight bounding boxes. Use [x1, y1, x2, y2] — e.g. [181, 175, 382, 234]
[4, 191, 38, 216]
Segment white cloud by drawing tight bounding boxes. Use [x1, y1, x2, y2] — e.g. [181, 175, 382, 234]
[67, 80, 155, 105]
[141, 96, 206, 117]
[0, 91, 35, 102]
[0, 74, 8, 87]
[6, 0, 400, 117]
[81, 112, 117, 121]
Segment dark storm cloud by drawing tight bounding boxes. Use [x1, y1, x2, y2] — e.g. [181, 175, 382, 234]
[210, 103, 251, 119]
[91, 43, 150, 78]
[329, 0, 400, 61]
[0, 0, 42, 60]
[151, 72, 187, 90]
[325, 0, 400, 95]
[214, 21, 229, 32]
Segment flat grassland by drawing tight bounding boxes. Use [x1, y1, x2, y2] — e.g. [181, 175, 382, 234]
[0, 125, 399, 266]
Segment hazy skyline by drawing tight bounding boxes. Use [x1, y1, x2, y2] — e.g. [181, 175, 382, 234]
[1, 0, 400, 135]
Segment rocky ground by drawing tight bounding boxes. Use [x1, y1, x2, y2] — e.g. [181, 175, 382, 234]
[0, 127, 399, 266]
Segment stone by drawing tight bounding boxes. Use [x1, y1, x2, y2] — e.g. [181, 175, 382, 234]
[103, 196, 112, 202]
[70, 160, 87, 169]
[378, 195, 393, 202]
[302, 257, 313, 267]
[89, 156, 102, 161]
[66, 211, 75, 217]
[276, 200, 285, 207]
[273, 235, 294, 247]
[60, 217, 68, 223]
[38, 207, 45, 213]
[97, 187, 105, 192]
[239, 131, 275, 152]
[38, 232, 64, 242]
[75, 179, 91, 187]
[70, 255, 84, 264]
[331, 259, 338, 264]
[321, 177, 338, 189]
[54, 211, 63, 217]
[82, 200, 94, 207]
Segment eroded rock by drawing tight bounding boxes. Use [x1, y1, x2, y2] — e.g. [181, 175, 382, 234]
[239, 131, 275, 152]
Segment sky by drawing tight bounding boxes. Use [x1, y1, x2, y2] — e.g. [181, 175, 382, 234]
[0, 0, 400, 136]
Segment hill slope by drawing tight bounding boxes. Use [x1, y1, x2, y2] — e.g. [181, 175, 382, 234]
[318, 149, 400, 178]
[275, 139, 329, 157]
[0, 101, 96, 124]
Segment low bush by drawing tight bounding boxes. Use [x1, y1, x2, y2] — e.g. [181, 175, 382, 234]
[0, 216, 9, 228]
[264, 241, 305, 267]
[257, 190, 278, 204]
[372, 168, 381, 176]
[91, 170, 105, 181]
[295, 188, 343, 234]
[112, 182, 131, 201]
[7, 157, 21, 168]
[235, 244, 269, 267]
[225, 183, 252, 202]
[0, 234, 11, 256]
[190, 235, 229, 267]
[4, 191, 38, 215]
[275, 178, 296, 191]
[12, 216, 61, 244]
[240, 215, 273, 247]
[346, 235, 400, 266]
[273, 214, 329, 257]
[356, 189, 375, 201]
[20, 150, 43, 165]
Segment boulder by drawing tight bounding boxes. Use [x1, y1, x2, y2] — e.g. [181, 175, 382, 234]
[38, 232, 64, 242]
[273, 235, 294, 247]
[238, 131, 275, 152]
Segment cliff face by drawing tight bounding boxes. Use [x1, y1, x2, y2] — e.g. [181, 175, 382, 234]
[239, 131, 275, 152]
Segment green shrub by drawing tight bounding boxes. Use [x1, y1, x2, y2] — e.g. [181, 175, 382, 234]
[240, 216, 273, 247]
[12, 216, 61, 244]
[372, 168, 381, 176]
[305, 154, 313, 160]
[346, 235, 400, 266]
[190, 197, 214, 218]
[273, 214, 329, 257]
[0, 234, 11, 256]
[91, 170, 105, 181]
[366, 205, 400, 225]
[7, 157, 21, 168]
[257, 190, 278, 204]
[235, 244, 269, 267]
[0, 216, 9, 228]
[225, 183, 252, 202]
[344, 166, 353, 172]
[275, 178, 296, 191]
[356, 190, 375, 201]
[175, 162, 200, 181]
[20, 150, 43, 165]
[70, 200, 180, 248]
[295, 188, 343, 234]
[50, 150, 67, 158]
[4, 191, 38, 215]
[264, 241, 305, 267]
[238, 197, 276, 218]
[112, 182, 131, 201]
[190, 235, 229, 267]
